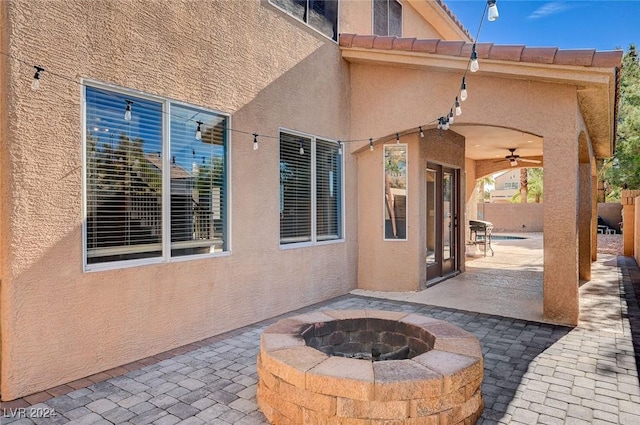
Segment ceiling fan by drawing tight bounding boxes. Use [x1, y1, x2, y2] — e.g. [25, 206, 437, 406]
[503, 148, 542, 167]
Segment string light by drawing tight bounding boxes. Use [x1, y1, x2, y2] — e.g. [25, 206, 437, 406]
[3, 0, 498, 152]
[470, 45, 479, 73]
[31, 66, 45, 91]
[195, 121, 203, 140]
[396, 133, 400, 144]
[124, 100, 132, 121]
[460, 77, 468, 101]
[487, 0, 499, 21]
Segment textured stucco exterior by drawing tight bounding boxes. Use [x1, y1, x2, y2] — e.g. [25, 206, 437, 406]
[0, 0, 621, 401]
[0, 0, 360, 400]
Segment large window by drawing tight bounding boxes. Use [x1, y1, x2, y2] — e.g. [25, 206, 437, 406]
[270, 0, 339, 41]
[280, 131, 342, 245]
[84, 84, 228, 269]
[373, 0, 402, 37]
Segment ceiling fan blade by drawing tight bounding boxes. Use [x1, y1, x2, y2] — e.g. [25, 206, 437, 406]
[519, 158, 542, 164]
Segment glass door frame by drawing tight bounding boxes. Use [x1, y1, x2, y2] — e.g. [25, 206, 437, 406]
[425, 162, 460, 284]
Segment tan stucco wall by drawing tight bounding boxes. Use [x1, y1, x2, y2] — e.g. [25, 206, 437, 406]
[477, 203, 543, 232]
[622, 191, 640, 256]
[356, 129, 465, 291]
[339, 0, 445, 39]
[597, 203, 623, 232]
[0, 0, 361, 400]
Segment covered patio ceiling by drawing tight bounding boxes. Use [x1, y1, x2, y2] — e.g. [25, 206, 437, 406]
[455, 125, 543, 162]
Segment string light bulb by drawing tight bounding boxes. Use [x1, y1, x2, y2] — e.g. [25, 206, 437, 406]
[369, 138, 374, 152]
[124, 100, 133, 121]
[396, 133, 400, 144]
[443, 117, 450, 131]
[31, 65, 45, 90]
[419, 126, 424, 138]
[253, 133, 259, 151]
[455, 97, 462, 116]
[195, 121, 203, 140]
[448, 108, 455, 124]
[470, 45, 479, 73]
[337, 141, 343, 155]
[487, 0, 499, 21]
[299, 140, 304, 155]
[460, 77, 468, 101]
[437, 118, 443, 130]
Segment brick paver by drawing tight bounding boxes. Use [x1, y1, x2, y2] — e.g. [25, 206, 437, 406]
[1, 255, 640, 424]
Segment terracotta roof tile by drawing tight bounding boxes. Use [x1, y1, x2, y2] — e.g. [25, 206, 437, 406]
[592, 50, 624, 68]
[339, 34, 622, 69]
[554, 49, 596, 66]
[392, 37, 417, 51]
[461, 42, 494, 59]
[411, 39, 440, 54]
[434, 0, 472, 40]
[351, 35, 377, 49]
[436, 40, 466, 56]
[488, 45, 526, 62]
[373, 36, 395, 50]
[339, 33, 356, 48]
[520, 47, 558, 64]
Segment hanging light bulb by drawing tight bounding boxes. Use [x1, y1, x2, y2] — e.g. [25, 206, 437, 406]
[195, 121, 203, 140]
[419, 126, 424, 138]
[455, 97, 462, 116]
[437, 118, 443, 130]
[31, 66, 45, 90]
[448, 108, 455, 125]
[487, 0, 499, 21]
[443, 117, 450, 131]
[337, 141, 343, 155]
[124, 100, 133, 121]
[299, 140, 304, 155]
[369, 138, 374, 152]
[253, 133, 259, 151]
[460, 77, 468, 101]
[396, 133, 400, 144]
[470, 45, 479, 73]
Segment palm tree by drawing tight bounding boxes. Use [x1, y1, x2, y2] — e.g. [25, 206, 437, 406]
[519, 168, 528, 203]
[512, 168, 543, 203]
[477, 175, 495, 202]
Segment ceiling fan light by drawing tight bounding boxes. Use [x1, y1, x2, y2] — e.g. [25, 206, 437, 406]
[510, 159, 518, 167]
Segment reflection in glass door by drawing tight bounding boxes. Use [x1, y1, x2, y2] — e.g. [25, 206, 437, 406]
[426, 163, 459, 283]
[442, 169, 456, 275]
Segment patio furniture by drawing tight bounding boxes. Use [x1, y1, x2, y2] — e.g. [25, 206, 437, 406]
[469, 219, 494, 257]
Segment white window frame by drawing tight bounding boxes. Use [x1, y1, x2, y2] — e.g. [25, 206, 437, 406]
[279, 128, 345, 249]
[81, 80, 231, 272]
[268, 0, 340, 43]
[372, 0, 403, 37]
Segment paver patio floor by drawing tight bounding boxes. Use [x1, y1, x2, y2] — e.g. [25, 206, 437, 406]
[2, 251, 640, 424]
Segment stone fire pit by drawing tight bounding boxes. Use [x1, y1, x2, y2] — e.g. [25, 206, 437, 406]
[257, 309, 484, 424]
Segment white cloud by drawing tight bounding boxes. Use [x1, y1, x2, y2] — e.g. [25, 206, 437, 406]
[528, 2, 572, 19]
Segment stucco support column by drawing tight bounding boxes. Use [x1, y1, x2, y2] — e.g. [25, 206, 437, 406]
[543, 136, 579, 326]
[578, 164, 591, 281]
[622, 190, 640, 256]
[591, 174, 598, 261]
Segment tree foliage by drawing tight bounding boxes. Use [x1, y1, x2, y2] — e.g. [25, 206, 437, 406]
[603, 44, 640, 199]
[511, 168, 543, 203]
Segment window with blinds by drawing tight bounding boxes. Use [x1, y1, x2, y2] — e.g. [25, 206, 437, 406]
[279, 131, 342, 245]
[270, 0, 339, 41]
[373, 0, 402, 37]
[84, 84, 228, 269]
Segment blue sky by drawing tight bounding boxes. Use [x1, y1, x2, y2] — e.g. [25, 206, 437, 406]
[444, 1, 639, 52]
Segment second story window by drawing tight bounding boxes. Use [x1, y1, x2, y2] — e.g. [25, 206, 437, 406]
[373, 0, 402, 37]
[271, 0, 339, 41]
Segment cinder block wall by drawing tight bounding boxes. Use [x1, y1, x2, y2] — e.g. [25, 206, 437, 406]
[635, 196, 640, 265]
[476, 203, 543, 232]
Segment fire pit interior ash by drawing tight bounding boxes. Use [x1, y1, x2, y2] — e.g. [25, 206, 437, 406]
[257, 309, 484, 425]
[301, 318, 430, 361]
